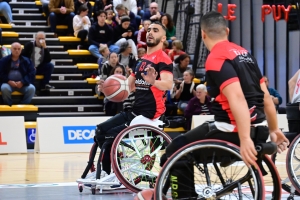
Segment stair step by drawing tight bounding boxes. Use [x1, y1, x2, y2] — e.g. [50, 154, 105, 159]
[9, 2, 40, 9]
[50, 51, 68, 55]
[51, 74, 83, 80]
[49, 88, 93, 96]
[37, 112, 105, 116]
[31, 96, 100, 105]
[12, 8, 40, 14]
[49, 80, 94, 89]
[36, 104, 102, 112]
[51, 59, 73, 65]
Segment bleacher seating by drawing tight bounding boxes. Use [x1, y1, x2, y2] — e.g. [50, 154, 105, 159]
[0, 0, 187, 134]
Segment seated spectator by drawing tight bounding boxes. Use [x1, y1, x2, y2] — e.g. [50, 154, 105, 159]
[104, 65, 126, 116]
[0, 43, 35, 106]
[160, 13, 176, 47]
[88, 10, 119, 59]
[168, 40, 185, 61]
[143, 2, 163, 22]
[118, 41, 136, 75]
[74, 0, 92, 20]
[115, 4, 137, 31]
[101, 52, 125, 78]
[162, 40, 170, 55]
[137, 47, 146, 62]
[165, 83, 177, 116]
[41, 0, 50, 20]
[114, 15, 137, 57]
[48, 0, 75, 37]
[264, 76, 282, 110]
[22, 31, 55, 90]
[93, 0, 113, 21]
[173, 54, 190, 85]
[184, 84, 212, 130]
[113, 0, 141, 28]
[105, 10, 117, 28]
[137, 20, 150, 49]
[98, 44, 110, 75]
[73, 5, 91, 49]
[175, 69, 196, 112]
[289, 69, 300, 103]
[137, 0, 149, 18]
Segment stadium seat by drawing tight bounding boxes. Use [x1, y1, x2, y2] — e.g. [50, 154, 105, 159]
[67, 50, 91, 55]
[35, 1, 42, 6]
[76, 63, 98, 69]
[2, 45, 24, 48]
[0, 91, 22, 95]
[90, 1, 95, 6]
[0, 24, 12, 29]
[24, 121, 37, 129]
[3, 32, 19, 37]
[86, 78, 97, 84]
[56, 25, 68, 29]
[36, 75, 44, 79]
[193, 78, 200, 84]
[164, 127, 185, 132]
[58, 36, 81, 42]
[177, 109, 183, 115]
[0, 105, 38, 111]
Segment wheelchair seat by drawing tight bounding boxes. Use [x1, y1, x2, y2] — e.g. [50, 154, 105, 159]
[129, 115, 164, 130]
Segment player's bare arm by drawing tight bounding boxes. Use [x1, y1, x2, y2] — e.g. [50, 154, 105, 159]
[222, 81, 257, 167]
[260, 81, 289, 153]
[141, 66, 173, 90]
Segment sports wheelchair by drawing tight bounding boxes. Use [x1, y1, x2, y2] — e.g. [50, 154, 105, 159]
[154, 139, 281, 199]
[76, 115, 172, 194]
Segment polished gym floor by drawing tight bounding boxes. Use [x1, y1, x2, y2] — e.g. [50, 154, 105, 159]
[0, 151, 299, 199]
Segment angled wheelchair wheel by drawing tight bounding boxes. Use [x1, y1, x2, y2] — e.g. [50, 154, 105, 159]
[154, 139, 265, 200]
[287, 134, 300, 194]
[111, 124, 172, 193]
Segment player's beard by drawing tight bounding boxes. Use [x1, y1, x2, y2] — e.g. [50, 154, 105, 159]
[146, 37, 161, 47]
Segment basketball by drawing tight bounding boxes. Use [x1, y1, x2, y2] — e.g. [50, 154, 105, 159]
[102, 74, 130, 102]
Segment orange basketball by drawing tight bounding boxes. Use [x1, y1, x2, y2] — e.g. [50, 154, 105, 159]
[102, 74, 130, 102]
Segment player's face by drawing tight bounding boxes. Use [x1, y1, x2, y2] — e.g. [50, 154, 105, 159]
[146, 24, 165, 47]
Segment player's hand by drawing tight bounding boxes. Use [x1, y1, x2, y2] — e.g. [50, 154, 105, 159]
[270, 129, 289, 153]
[240, 138, 257, 167]
[141, 66, 157, 85]
[97, 80, 104, 92]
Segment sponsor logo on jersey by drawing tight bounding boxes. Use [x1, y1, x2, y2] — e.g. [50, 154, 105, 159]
[135, 79, 151, 86]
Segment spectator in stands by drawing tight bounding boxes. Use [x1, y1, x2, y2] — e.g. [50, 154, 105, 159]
[0, 42, 35, 106]
[137, 47, 145, 62]
[0, 0, 14, 26]
[173, 54, 190, 85]
[137, 0, 149, 18]
[74, 0, 92, 20]
[118, 41, 136, 76]
[162, 40, 170, 54]
[168, 40, 185, 61]
[101, 52, 125, 78]
[48, 0, 75, 37]
[88, 10, 119, 60]
[105, 9, 117, 28]
[114, 15, 137, 57]
[98, 44, 110, 75]
[289, 69, 300, 103]
[175, 69, 196, 112]
[115, 4, 137, 31]
[22, 31, 55, 90]
[137, 20, 150, 49]
[264, 76, 282, 109]
[160, 13, 176, 47]
[109, 65, 126, 76]
[73, 5, 91, 49]
[165, 83, 177, 116]
[143, 2, 163, 22]
[41, 0, 50, 21]
[93, 0, 113, 22]
[184, 84, 212, 130]
[113, 0, 137, 15]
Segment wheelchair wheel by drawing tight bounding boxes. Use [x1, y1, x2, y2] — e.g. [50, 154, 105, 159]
[111, 124, 172, 193]
[155, 139, 265, 200]
[287, 134, 300, 194]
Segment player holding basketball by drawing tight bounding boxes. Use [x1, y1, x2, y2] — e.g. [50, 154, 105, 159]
[138, 11, 290, 199]
[90, 21, 173, 185]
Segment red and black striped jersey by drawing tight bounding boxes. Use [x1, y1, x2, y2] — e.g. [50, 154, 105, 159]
[205, 41, 266, 129]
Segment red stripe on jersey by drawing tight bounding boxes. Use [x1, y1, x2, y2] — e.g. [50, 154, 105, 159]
[259, 77, 265, 84]
[143, 49, 173, 65]
[131, 73, 136, 77]
[220, 77, 239, 91]
[150, 86, 165, 119]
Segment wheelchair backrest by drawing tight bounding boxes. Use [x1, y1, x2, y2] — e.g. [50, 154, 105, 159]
[129, 115, 164, 130]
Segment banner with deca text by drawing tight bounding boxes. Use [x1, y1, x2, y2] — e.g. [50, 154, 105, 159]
[0, 116, 27, 154]
[35, 117, 111, 153]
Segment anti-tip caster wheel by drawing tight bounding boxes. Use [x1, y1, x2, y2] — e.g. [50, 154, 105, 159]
[91, 188, 96, 195]
[78, 185, 83, 193]
[287, 196, 294, 200]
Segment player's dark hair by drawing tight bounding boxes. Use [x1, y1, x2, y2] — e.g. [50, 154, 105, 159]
[200, 11, 227, 39]
[151, 21, 167, 33]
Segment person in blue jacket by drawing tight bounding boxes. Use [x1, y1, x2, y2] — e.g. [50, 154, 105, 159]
[263, 76, 282, 110]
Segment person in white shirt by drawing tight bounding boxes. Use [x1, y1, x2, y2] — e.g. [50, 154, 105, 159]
[73, 5, 91, 49]
[113, 0, 137, 15]
[289, 69, 300, 104]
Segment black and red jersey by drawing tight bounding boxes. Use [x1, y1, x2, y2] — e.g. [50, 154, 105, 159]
[132, 49, 173, 119]
[205, 41, 265, 129]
